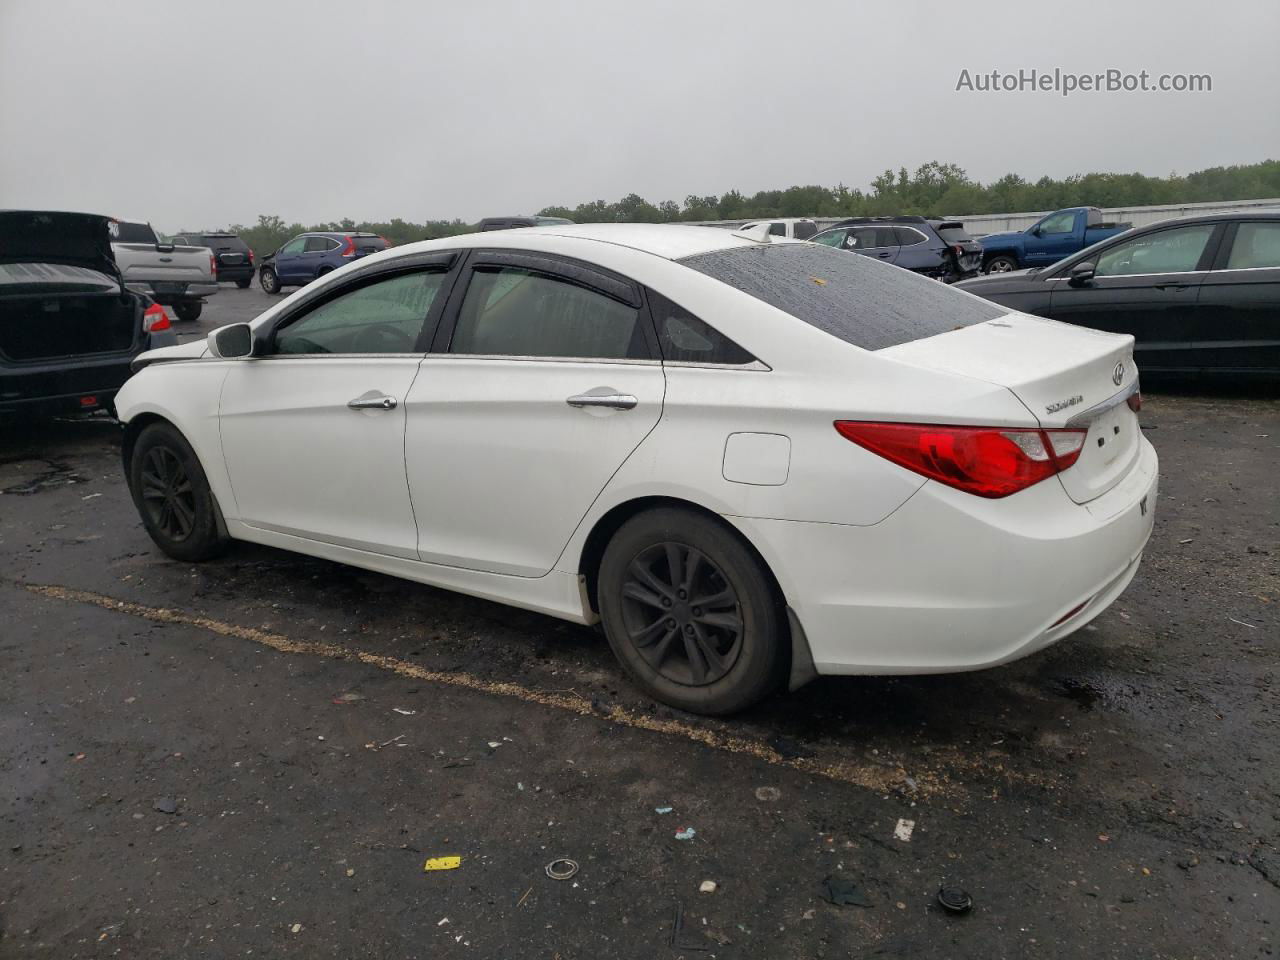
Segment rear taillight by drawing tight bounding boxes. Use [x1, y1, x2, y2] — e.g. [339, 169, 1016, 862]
[210, 253, 218, 277]
[1126, 391, 1141, 413]
[143, 303, 170, 333]
[380, 234, 392, 248]
[834, 421, 1087, 499]
[951, 244, 964, 257]
[341, 235, 356, 257]
[248, 249, 255, 264]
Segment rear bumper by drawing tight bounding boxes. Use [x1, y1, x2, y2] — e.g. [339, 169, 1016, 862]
[215, 266, 255, 282]
[0, 333, 174, 416]
[729, 436, 1158, 674]
[125, 281, 219, 302]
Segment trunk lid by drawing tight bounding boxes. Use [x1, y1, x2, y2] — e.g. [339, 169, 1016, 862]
[878, 312, 1141, 504]
[0, 210, 121, 279]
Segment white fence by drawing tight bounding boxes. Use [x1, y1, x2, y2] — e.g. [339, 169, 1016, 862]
[687, 196, 1280, 238]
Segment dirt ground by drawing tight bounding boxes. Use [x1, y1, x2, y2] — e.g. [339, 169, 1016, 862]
[1, 286, 1277, 958]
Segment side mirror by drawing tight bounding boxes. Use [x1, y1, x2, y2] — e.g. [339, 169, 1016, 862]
[1028, 225, 1041, 237]
[1068, 261, 1096, 286]
[207, 323, 255, 359]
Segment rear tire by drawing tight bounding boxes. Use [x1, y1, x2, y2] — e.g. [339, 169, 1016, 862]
[235, 278, 251, 289]
[128, 422, 228, 563]
[259, 266, 281, 294]
[598, 507, 786, 715]
[984, 254, 1018, 274]
[173, 302, 202, 323]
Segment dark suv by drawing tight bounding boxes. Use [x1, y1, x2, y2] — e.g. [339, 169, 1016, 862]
[258, 232, 389, 293]
[476, 216, 575, 231]
[810, 217, 982, 282]
[172, 232, 255, 288]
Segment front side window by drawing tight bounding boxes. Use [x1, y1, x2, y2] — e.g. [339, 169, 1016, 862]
[273, 270, 444, 355]
[1226, 222, 1280, 269]
[649, 291, 756, 365]
[1094, 224, 1216, 277]
[1039, 211, 1076, 235]
[280, 237, 306, 255]
[811, 229, 845, 247]
[450, 266, 646, 360]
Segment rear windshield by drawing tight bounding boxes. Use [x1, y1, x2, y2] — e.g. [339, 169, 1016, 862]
[678, 243, 1004, 351]
[201, 234, 248, 251]
[933, 223, 974, 243]
[351, 235, 386, 251]
[110, 221, 157, 243]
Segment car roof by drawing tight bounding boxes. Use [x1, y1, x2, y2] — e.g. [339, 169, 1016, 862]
[489, 223, 773, 260]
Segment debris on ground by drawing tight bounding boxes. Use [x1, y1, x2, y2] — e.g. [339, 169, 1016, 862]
[699, 880, 717, 893]
[654, 806, 673, 814]
[937, 886, 973, 914]
[893, 818, 915, 842]
[820, 876, 872, 907]
[332, 692, 364, 705]
[545, 858, 579, 880]
[290, 923, 302, 934]
[346, 868, 355, 878]
[424, 856, 462, 871]
[669, 901, 711, 952]
[768, 735, 813, 760]
[675, 827, 697, 841]
[152, 797, 177, 815]
[754, 786, 782, 802]
[392, 707, 416, 715]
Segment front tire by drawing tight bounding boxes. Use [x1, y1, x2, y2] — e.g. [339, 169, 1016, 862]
[173, 302, 202, 323]
[259, 266, 281, 294]
[128, 422, 228, 562]
[598, 507, 786, 715]
[984, 254, 1018, 274]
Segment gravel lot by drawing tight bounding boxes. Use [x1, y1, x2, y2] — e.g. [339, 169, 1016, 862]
[1, 282, 1277, 958]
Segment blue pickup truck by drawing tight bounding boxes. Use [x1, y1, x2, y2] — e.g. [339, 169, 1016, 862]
[979, 206, 1131, 273]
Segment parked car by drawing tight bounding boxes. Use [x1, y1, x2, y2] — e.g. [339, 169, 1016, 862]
[258, 232, 389, 294]
[738, 218, 818, 240]
[810, 217, 982, 282]
[172, 232, 255, 288]
[117, 224, 1155, 715]
[979, 206, 1132, 273]
[1, 211, 175, 419]
[957, 211, 1280, 377]
[476, 216, 575, 231]
[108, 219, 218, 322]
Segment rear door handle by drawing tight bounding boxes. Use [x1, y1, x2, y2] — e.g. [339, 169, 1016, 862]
[347, 393, 397, 410]
[566, 392, 638, 410]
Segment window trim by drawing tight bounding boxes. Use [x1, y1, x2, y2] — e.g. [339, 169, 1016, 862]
[256, 251, 460, 357]
[430, 250, 658, 362]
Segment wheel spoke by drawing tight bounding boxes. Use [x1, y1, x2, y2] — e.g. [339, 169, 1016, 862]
[628, 559, 674, 599]
[629, 615, 671, 648]
[147, 449, 170, 484]
[681, 549, 703, 596]
[691, 586, 735, 609]
[622, 580, 668, 611]
[695, 610, 742, 632]
[157, 500, 174, 533]
[664, 543, 685, 592]
[170, 496, 195, 535]
[692, 623, 730, 676]
[681, 630, 709, 684]
[141, 486, 167, 501]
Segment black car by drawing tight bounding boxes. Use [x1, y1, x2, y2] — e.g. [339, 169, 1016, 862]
[172, 232, 255, 288]
[810, 216, 983, 282]
[476, 216, 575, 231]
[955, 211, 1280, 377]
[1, 211, 176, 419]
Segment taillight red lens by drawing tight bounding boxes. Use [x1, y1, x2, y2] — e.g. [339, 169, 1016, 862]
[210, 253, 217, 276]
[834, 421, 1087, 498]
[143, 303, 170, 333]
[1126, 391, 1141, 413]
[341, 235, 355, 257]
[248, 249, 255, 264]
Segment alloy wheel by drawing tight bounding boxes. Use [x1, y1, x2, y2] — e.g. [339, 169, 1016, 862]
[139, 446, 196, 541]
[619, 542, 744, 686]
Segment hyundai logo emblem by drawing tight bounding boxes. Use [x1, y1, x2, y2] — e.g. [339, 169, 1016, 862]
[1112, 361, 1125, 386]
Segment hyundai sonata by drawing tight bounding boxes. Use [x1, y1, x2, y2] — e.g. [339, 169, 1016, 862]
[115, 224, 1157, 715]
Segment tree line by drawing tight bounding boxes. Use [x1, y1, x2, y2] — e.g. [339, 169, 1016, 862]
[200, 159, 1280, 256]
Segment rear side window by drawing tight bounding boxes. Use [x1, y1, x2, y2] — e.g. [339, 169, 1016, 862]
[304, 236, 336, 252]
[679, 243, 1004, 351]
[109, 221, 157, 243]
[894, 226, 928, 247]
[450, 266, 647, 360]
[933, 223, 974, 244]
[1226, 222, 1280, 269]
[793, 221, 817, 240]
[648, 291, 756, 365]
[768, 223, 787, 237]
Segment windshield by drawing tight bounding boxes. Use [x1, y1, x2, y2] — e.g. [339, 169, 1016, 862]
[679, 242, 1004, 351]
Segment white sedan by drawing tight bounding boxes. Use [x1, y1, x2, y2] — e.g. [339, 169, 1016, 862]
[115, 223, 1157, 715]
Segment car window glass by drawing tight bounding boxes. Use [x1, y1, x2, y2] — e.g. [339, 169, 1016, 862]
[1039, 211, 1076, 235]
[811, 229, 845, 247]
[109, 221, 158, 243]
[895, 226, 927, 246]
[281, 237, 306, 255]
[1094, 224, 1216, 277]
[649, 291, 756, 365]
[769, 222, 786, 236]
[273, 270, 444, 355]
[793, 221, 817, 240]
[450, 266, 644, 360]
[304, 236, 331, 252]
[1226, 222, 1280, 269]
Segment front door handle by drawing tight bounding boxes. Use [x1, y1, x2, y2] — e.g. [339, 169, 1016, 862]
[347, 393, 397, 410]
[566, 392, 638, 410]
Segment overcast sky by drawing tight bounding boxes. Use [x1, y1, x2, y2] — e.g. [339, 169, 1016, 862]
[2, 0, 1276, 231]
